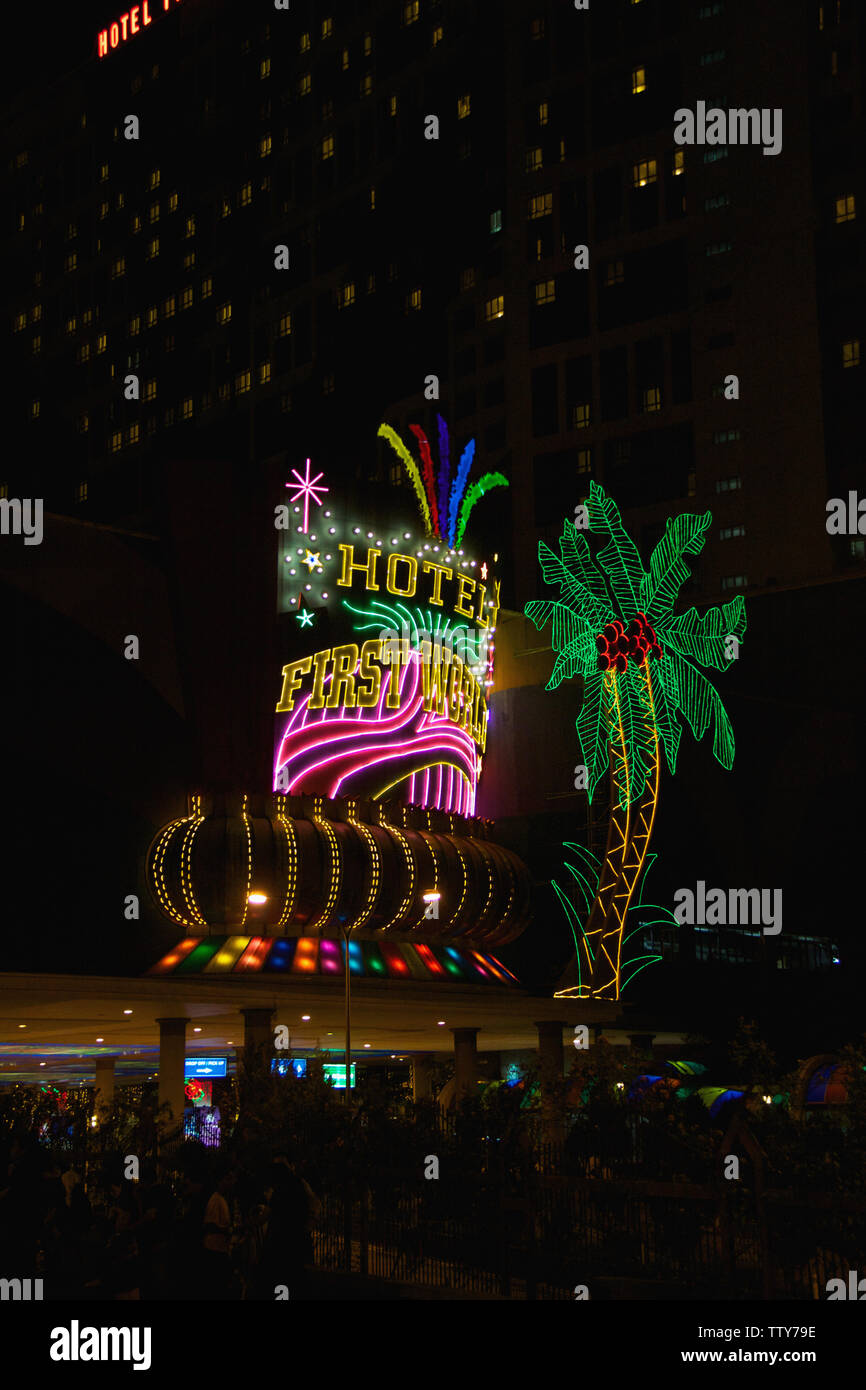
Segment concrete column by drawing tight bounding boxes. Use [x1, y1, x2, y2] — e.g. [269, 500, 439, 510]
[94, 1056, 117, 1118]
[156, 1017, 189, 1133]
[451, 1028, 479, 1100]
[535, 1022, 566, 1141]
[241, 1006, 275, 1076]
[412, 1054, 434, 1101]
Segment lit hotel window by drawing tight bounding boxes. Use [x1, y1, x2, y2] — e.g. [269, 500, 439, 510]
[259, 362, 271, 384]
[111, 257, 125, 279]
[147, 306, 158, 327]
[76, 344, 90, 364]
[260, 58, 271, 79]
[148, 202, 159, 223]
[341, 48, 349, 70]
[605, 260, 624, 286]
[369, 186, 376, 210]
[279, 312, 292, 335]
[632, 66, 647, 94]
[538, 101, 549, 126]
[127, 423, 140, 445]
[835, 194, 856, 223]
[573, 403, 590, 429]
[299, 74, 311, 96]
[705, 192, 730, 211]
[485, 295, 504, 321]
[78, 414, 89, 434]
[360, 75, 372, 98]
[721, 575, 747, 591]
[490, 209, 502, 233]
[184, 251, 196, 269]
[715, 476, 742, 493]
[169, 192, 178, 212]
[115, 193, 125, 209]
[32, 336, 41, 354]
[407, 287, 422, 311]
[577, 449, 592, 474]
[76, 482, 88, 503]
[322, 18, 333, 38]
[146, 238, 160, 260]
[131, 215, 141, 233]
[366, 273, 375, 294]
[300, 32, 310, 52]
[98, 201, 109, 220]
[65, 253, 77, 272]
[182, 398, 194, 420]
[321, 135, 335, 160]
[240, 182, 252, 206]
[703, 147, 728, 163]
[201, 277, 213, 299]
[460, 268, 476, 291]
[526, 147, 543, 173]
[218, 383, 230, 403]
[14, 312, 27, 332]
[700, 50, 726, 66]
[713, 428, 741, 443]
[534, 279, 555, 305]
[32, 304, 41, 323]
[364, 33, 372, 56]
[632, 159, 657, 187]
[149, 169, 160, 189]
[181, 287, 193, 310]
[96, 333, 107, 354]
[220, 199, 231, 218]
[432, 25, 443, 45]
[163, 296, 175, 318]
[259, 135, 272, 158]
[129, 314, 141, 335]
[402, 1, 419, 24]
[389, 95, 398, 117]
[217, 302, 232, 325]
[144, 380, 156, 401]
[457, 94, 471, 119]
[110, 430, 122, 453]
[705, 240, 732, 256]
[31, 400, 40, 419]
[720, 524, 745, 540]
[529, 193, 553, 219]
[673, 150, 685, 176]
[842, 339, 860, 367]
[642, 386, 662, 413]
[99, 163, 109, 181]
[850, 538, 865, 561]
[338, 283, 356, 308]
[185, 215, 196, 238]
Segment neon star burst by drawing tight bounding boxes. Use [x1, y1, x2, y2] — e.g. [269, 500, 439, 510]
[286, 458, 329, 534]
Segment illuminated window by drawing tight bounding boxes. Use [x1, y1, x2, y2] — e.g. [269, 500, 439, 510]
[78, 414, 89, 434]
[485, 295, 504, 321]
[577, 449, 592, 474]
[279, 312, 292, 336]
[110, 430, 122, 453]
[528, 193, 553, 219]
[642, 385, 662, 413]
[31, 304, 42, 324]
[538, 101, 549, 126]
[457, 94, 471, 119]
[32, 335, 41, 354]
[240, 181, 252, 206]
[148, 202, 160, 223]
[98, 201, 109, 220]
[842, 339, 860, 367]
[17, 212, 25, 232]
[146, 237, 159, 260]
[298, 73, 311, 96]
[341, 47, 349, 70]
[460, 268, 476, 291]
[168, 192, 178, 212]
[705, 192, 730, 211]
[128, 314, 141, 337]
[99, 162, 109, 181]
[573, 403, 590, 429]
[721, 574, 747, 591]
[720, 524, 745, 540]
[402, 1, 420, 24]
[259, 134, 272, 158]
[184, 215, 196, 238]
[703, 147, 728, 164]
[715, 476, 742, 493]
[66, 221, 77, 241]
[131, 215, 141, 233]
[149, 169, 160, 189]
[700, 50, 726, 65]
[321, 135, 335, 160]
[181, 286, 193, 310]
[181, 398, 194, 420]
[632, 159, 657, 187]
[389, 95, 398, 117]
[338, 282, 356, 309]
[163, 295, 176, 318]
[835, 194, 856, 223]
[144, 379, 157, 401]
[526, 147, 543, 173]
[14, 312, 27, 332]
[490, 209, 502, 233]
[705, 240, 732, 256]
[259, 362, 271, 384]
[671, 150, 685, 179]
[201, 277, 213, 299]
[30, 400, 40, 419]
[632, 66, 647, 94]
[76, 481, 88, 503]
[220, 198, 231, 218]
[604, 259, 625, 285]
[147, 306, 158, 328]
[111, 256, 125, 278]
[127, 422, 140, 445]
[360, 74, 372, 98]
[366, 273, 376, 294]
[96, 333, 107, 354]
[217, 302, 232, 324]
[300, 32, 310, 52]
[713, 428, 741, 444]
[534, 279, 555, 305]
[65, 252, 78, 272]
[76, 343, 90, 364]
[432, 25, 443, 45]
[364, 33, 372, 56]
[184, 251, 196, 270]
[369, 186, 376, 211]
[406, 287, 422, 311]
[260, 58, 271, 79]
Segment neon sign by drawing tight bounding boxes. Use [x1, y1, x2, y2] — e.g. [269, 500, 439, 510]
[96, 0, 182, 59]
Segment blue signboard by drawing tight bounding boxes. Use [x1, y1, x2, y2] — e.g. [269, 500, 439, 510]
[184, 1056, 227, 1078]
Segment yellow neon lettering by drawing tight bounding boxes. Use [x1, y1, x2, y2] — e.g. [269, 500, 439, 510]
[336, 543, 381, 591]
[447, 654, 464, 721]
[421, 559, 452, 606]
[356, 639, 383, 707]
[386, 551, 418, 598]
[475, 582, 488, 628]
[326, 643, 359, 709]
[275, 655, 312, 712]
[419, 640, 450, 715]
[308, 648, 332, 709]
[454, 573, 476, 619]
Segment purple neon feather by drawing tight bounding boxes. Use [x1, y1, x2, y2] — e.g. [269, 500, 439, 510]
[436, 415, 450, 540]
[447, 438, 475, 546]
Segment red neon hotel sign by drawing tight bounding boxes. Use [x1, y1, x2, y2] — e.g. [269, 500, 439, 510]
[97, 0, 183, 59]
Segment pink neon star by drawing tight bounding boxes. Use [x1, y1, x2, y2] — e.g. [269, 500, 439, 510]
[286, 458, 329, 533]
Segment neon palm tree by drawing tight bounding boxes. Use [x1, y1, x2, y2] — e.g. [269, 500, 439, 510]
[526, 481, 746, 1000]
[378, 414, 508, 547]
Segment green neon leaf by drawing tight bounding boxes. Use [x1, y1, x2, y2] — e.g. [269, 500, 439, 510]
[455, 472, 509, 547]
[642, 660, 681, 777]
[663, 649, 736, 769]
[536, 542, 614, 631]
[547, 630, 599, 688]
[559, 519, 610, 604]
[640, 512, 712, 619]
[524, 600, 596, 657]
[654, 595, 747, 672]
[586, 481, 646, 621]
[613, 666, 658, 810]
[575, 673, 612, 803]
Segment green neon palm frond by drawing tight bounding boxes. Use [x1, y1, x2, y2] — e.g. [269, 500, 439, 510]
[524, 600, 596, 657]
[547, 630, 599, 688]
[559, 519, 610, 604]
[654, 595, 746, 672]
[454, 472, 509, 547]
[536, 542, 614, 632]
[575, 672, 612, 803]
[663, 649, 736, 768]
[640, 512, 713, 618]
[613, 665, 659, 811]
[642, 660, 682, 777]
[586, 481, 646, 621]
[377, 424, 432, 535]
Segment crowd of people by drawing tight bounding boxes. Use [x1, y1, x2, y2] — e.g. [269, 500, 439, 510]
[0, 1133, 322, 1300]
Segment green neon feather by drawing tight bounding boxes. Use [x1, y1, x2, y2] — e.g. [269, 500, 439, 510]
[454, 472, 509, 547]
